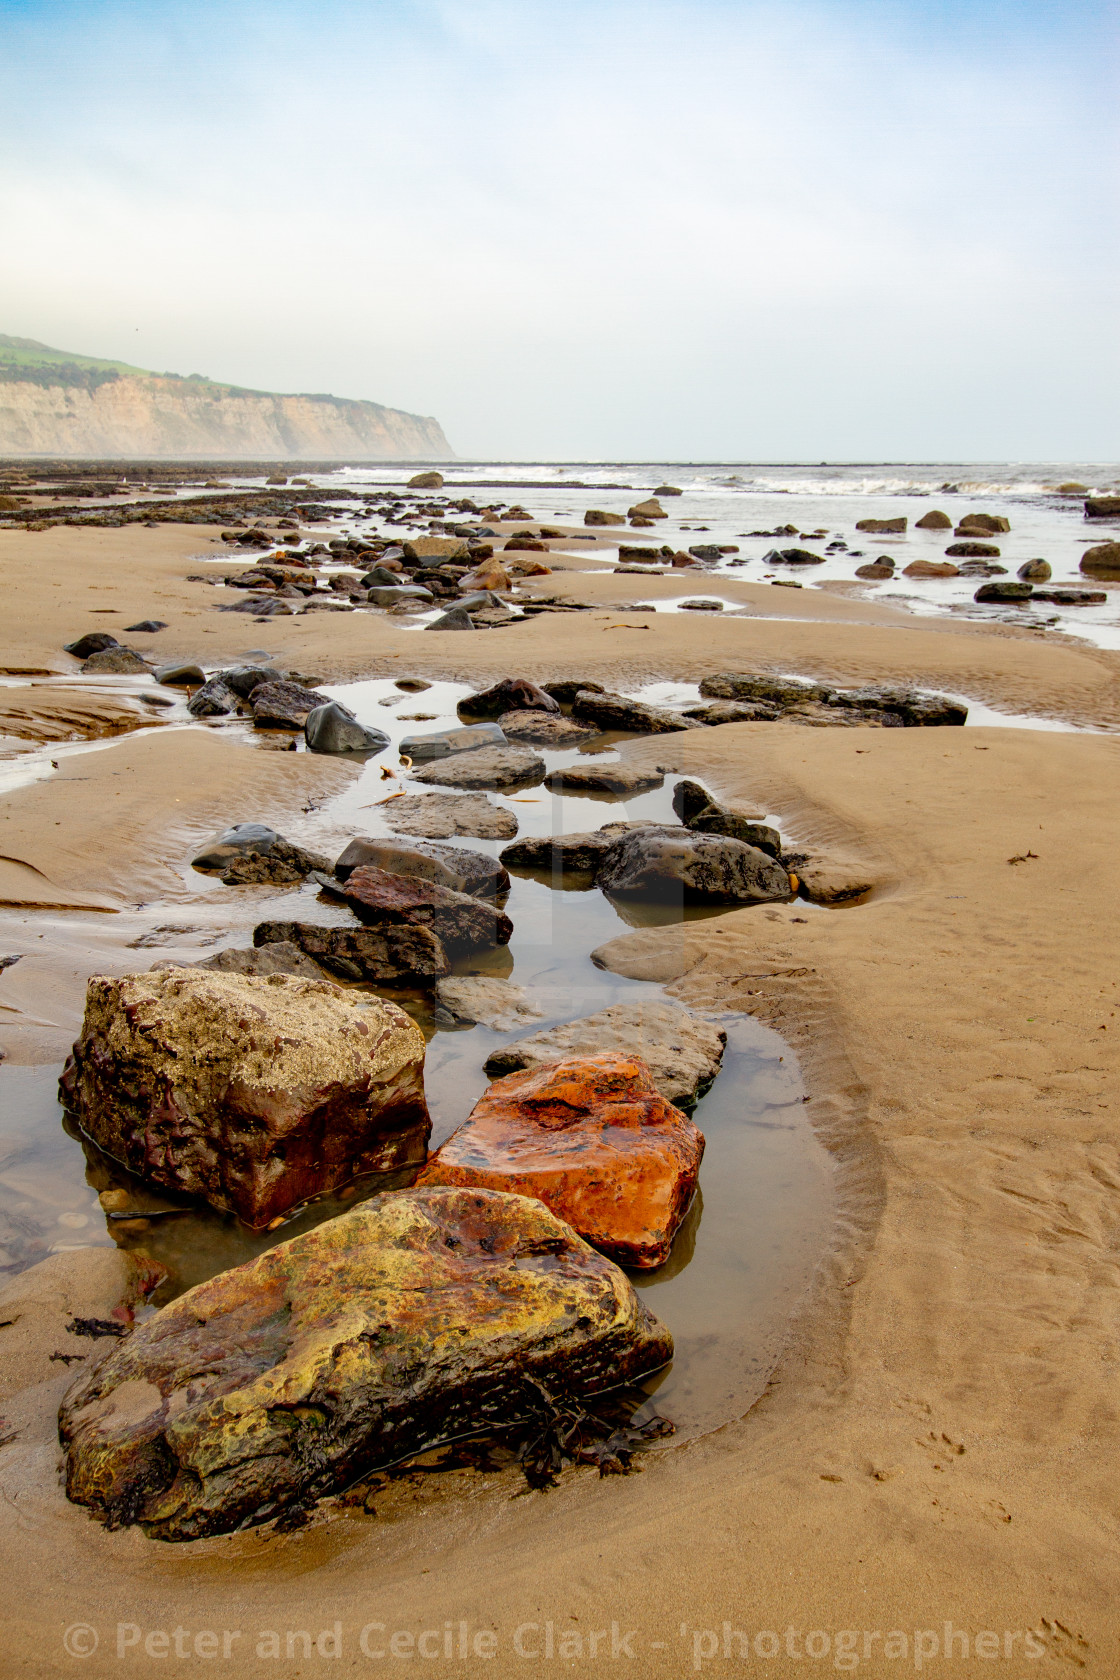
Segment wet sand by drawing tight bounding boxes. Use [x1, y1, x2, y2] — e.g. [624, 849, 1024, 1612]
[0, 519, 1118, 1674]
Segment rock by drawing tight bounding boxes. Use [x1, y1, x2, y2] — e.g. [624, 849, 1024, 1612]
[81, 647, 151, 675]
[254, 920, 451, 984]
[459, 562, 511, 593]
[627, 499, 667, 519]
[678, 597, 723, 611]
[251, 679, 324, 729]
[186, 677, 237, 717]
[684, 805, 780, 856]
[956, 561, 1006, 577]
[395, 676, 432, 692]
[1057, 482, 1089, 495]
[482, 1001, 726, 1113]
[456, 591, 508, 614]
[1017, 559, 1052, 582]
[769, 547, 825, 565]
[155, 661, 206, 686]
[671, 779, 726, 823]
[343, 866, 513, 953]
[192, 822, 281, 870]
[671, 552, 698, 567]
[503, 536, 548, 552]
[699, 672, 829, 706]
[400, 722, 506, 762]
[1085, 496, 1120, 519]
[457, 677, 560, 718]
[125, 620, 167, 634]
[407, 471, 444, 488]
[545, 762, 664, 796]
[500, 824, 641, 876]
[687, 545, 721, 560]
[496, 709, 598, 746]
[597, 827, 791, 902]
[219, 839, 331, 884]
[220, 664, 279, 698]
[1079, 541, 1120, 579]
[505, 556, 552, 576]
[654, 485, 683, 496]
[1031, 587, 1106, 605]
[945, 542, 1001, 558]
[305, 702, 390, 756]
[854, 559, 895, 579]
[360, 566, 406, 587]
[434, 976, 544, 1031]
[61, 1190, 671, 1543]
[420, 1054, 703, 1269]
[682, 700, 780, 724]
[974, 581, 1033, 603]
[902, 560, 959, 578]
[584, 509, 627, 526]
[366, 585, 433, 608]
[830, 687, 967, 727]
[543, 679, 606, 703]
[59, 970, 430, 1229]
[785, 853, 878, 905]
[424, 605, 475, 631]
[334, 837, 509, 898]
[412, 745, 545, 790]
[570, 689, 696, 734]
[64, 632, 119, 659]
[914, 510, 953, 529]
[955, 513, 1010, 535]
[195, 943, 326, 978]
[385, 791, 517, 840]
[854, 517, 907, 533]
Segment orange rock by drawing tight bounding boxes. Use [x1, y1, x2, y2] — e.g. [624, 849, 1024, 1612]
[461, 563, 511, 592]
[418, 1052, 703, 1268]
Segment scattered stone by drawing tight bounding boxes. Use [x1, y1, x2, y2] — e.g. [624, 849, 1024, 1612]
[597, 827, 791, 902]
[220, 664, 278, 698]
[434, 977, 544, 1030]
[421, 1053, 703, 1269]
[974, 581, 1033, 603]
[186, 677, 237, 718]
[946, 542, 1001, 558]
[251, 679, 324, 729]
[343, 867, 512, 954]
[81, 647, 151, 675]
[367, 585, 433, 608]
[192, 823, 280, 870]
[1079, 541, 1120, 579]
[195, 943, 326, 978]
[395, 676, 432, 692]
[570, 689, 697, 734]
[155, 661, 206, 686]
[254, 920, 450, 984]
[785, 853, 879, 905]
[955, 513, 1010, 535]
[219, 839, 331, 885]
[654, 485, 683, 496]
[628, 499, 667, 520]
[400, 722, 507, 761]
[584, 509, 627, 526]
[688, 545, 722, 560]
[678, 598, 723, 611]
[305, 702, 390, 756]
[543, 679, 606, 703]
[766, 547, 825, 565]
[500, 824, 641, 876]
[699, 672, 828, 706]
[334, 837, 509, 899]
[682, 700, 780, 724]
[854, 517, 907, 534]
[407, 471, 445, 488]
[827, 687, 968, 726]
[913, 510, 953, 529]
[59, 970, 430, 1229]
[424, 605, 475, 631]
[677, 796, 781, 856]
[902, 560, 959, 578]
[458, 677, 559, 718]
[1031, 587, 1105, 605]
[64, 632, 118, 659]
[544, 762, 664, 796]
[124, 621, 167, 634]
[496, 709, 598, 746]
[854, 559, 895, 579]
[1017, 559, 1052, 582]
[360, 566, 406, 587]
[412, 745, 545, 790]
[1057, 482, 1089, 495]
[483, 1001, 726, 1113]
[385, 791, 517, 840]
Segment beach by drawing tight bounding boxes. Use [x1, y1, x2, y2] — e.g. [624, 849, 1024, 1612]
[0, 469, 1118, 1674]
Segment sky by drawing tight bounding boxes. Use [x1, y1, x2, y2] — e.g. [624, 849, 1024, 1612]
[0, 0, 1116, 460]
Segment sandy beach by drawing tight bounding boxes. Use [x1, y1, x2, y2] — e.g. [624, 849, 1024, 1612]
[0, 510, 1118, 1675]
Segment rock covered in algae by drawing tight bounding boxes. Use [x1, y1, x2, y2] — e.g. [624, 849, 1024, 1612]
[59, 970, 430, 1229]
[419, 1054, 704, 1269]
[59, 1186, 672, 1539]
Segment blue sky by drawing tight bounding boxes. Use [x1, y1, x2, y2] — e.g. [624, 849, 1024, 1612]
[0, 0, 1115, 458]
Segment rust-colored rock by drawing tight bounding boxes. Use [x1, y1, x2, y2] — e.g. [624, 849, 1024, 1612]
[419, 1053, 704, 1269]
[343, 866, 513, 953]
[59, 970, 430, 1229]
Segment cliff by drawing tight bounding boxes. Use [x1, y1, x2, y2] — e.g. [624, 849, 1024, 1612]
[0, 336, 452, 460]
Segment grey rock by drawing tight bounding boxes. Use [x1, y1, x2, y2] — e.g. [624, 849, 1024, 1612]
[219, 840, 332, 885]
[360, 566, 406, 588]
[424, 605, 475, 631]
[192, 823, 281, 871]
[826, 687, 967, 726]
[251, 679, 324, 729]
[483, 999, 727, 1110]
[678, 598, 724, 611]
[500, 823, 644, 875]
[434, 977, 544, 1031]
[80, 647, 151, 675]
[1031, 587, 1106, 605]
[413, 746, 545, 791]
[973, 581, 1033, 603]
[596, 827, 791, 902]
[155, 662, 206, 686]
[543, 679, 606, 703]
[305, 701, 391, 756]
[570, 689, 698, 734]
[544, 762, 664, 796]
[187, 677, 237, 718]
[196, 942, 327, 978]
[124, 620, 167, 633]
[366, 585, 434, 607]
[457, 677, 560, 718]
[64, 632, 118, 659]
[399, 722, 507, 762]
[385, 792, 518, 840]
[682, 700, 780, 725]
[254, 920, 450, 984]
[496, 709, 599, 746]
[219, 664, 278, 698]
[334, 837, 509, 899]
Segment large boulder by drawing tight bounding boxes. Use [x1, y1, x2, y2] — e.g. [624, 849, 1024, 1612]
[496, 709, 599, 746]
[584, 509, 627, 526]
[596, 827, 791, 902]
[407, 470, 444, 489]
[254, 920, 451, 984]
[434, 977, 544, 1030]
[1017, 559, 1052, 582]
[974, 581, 1032, 603]
[64, 632, 119, 659]
[914, 510, 952, 530]
[342, 867, 513, 953]
[500, 823, 642, 877]
[187, 677, 238, 718]
[334, 837, 509, 898]
[627, 499, 668, 520]
[59, 971, 430, 1229]
[250, 680, 324, 729]
[420, 1055, 703, 1269]
[825, 687, 967, 726]
[570, 689, 697, 733]
[59, 1186, 671, 1538]
[1085, 496, 1120, 519]
[399, 722, 507, 761]
[1080, 541, 1120, 579]
[482, 1002, 726, 1112]
[413, 745, 545, 790]
[305, 702, 390, 756]
[544, 762, 664, 796]
[219, 664, 279, 698]
[385, 791, 517, 840]
[81, 647, 151, 675]
[458, 678, 559, 719]
[854, 517, 907, 534]
[955, 513, 1010, 535]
